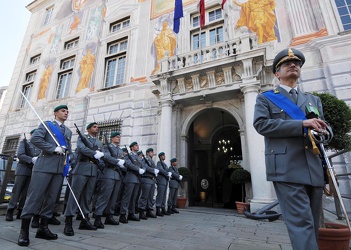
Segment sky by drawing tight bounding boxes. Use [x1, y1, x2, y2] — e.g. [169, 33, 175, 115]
[0, 1, 31, 87]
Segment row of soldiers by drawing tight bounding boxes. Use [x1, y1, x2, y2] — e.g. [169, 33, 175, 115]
[5, 105, 183, 247]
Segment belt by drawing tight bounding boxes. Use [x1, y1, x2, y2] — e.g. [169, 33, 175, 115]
[79, 159, 95, 163]
[141, 176, 154, 180]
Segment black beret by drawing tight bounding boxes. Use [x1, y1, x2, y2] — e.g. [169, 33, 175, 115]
[272, 48, 305, 73]
[158, 152, 165, 158]
[137, 151, 142, 155]
[129, 141, 138, 147]
[86, 122, 97, 130]
[170, 158, 177, 163]
[110, 132, 120, 138]
[121, 148, 128, 152]
[30, 129, 36, 135]
[146, 148, 153, 153]
[54, 105, 68, 112]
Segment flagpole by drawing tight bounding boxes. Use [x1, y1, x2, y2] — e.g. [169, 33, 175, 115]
[199, 27, 202, 63]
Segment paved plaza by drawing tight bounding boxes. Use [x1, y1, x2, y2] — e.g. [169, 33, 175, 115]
[0, 206, 294, 250]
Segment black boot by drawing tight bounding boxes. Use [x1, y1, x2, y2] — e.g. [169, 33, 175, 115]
[146, 210, 157, 218]
[119, 214, 128, 224]
[139, 210, 148, 220]
[6, 208, 14, 221]
[162, 208, 171, 216]
[156, 207, 164, 217]
[31, 215, 40, 228]
[76, 213, 83, 220]
[172, 206, 179, 213]
[105, 215, 119, 225]
[16, 209, 22, 219]
[79, 217, 97, 230]
[127, 213, 140, 221]
[94, 215, 104, 229]
[64, 216, 74, 236]
[35, 217, 58, 240]
[48, 215, 61, 225]
[18, 218, 31, 246]
[167, 207, 174, 214]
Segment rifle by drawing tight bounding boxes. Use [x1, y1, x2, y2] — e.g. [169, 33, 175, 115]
[23, 133, 33, 168]
[140, 151, 156, 178]
[74, 123, 105, 173]
[124, 145, 143, 179]
[158, 156, 171, 179]
[103, 133, 125, 181]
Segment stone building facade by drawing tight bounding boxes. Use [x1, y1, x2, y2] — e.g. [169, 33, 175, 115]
[0, 0, 350, 210]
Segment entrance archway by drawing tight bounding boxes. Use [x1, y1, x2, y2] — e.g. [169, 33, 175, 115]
[186, 108, 243, 208]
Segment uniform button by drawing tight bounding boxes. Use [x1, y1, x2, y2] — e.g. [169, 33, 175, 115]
[271, 150, 274, 153]
[305, 146, 308, 149]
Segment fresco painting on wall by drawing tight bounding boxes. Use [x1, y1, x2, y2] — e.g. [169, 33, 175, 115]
[76, 42, 97, 93]
[151, 14, 177, 75]
[151, 0, 196, 19]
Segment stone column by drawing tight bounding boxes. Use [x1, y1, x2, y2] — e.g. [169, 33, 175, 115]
[158, 99, 173, 163]
[240, 81, 276, 211]
[286, 0, 318, 36]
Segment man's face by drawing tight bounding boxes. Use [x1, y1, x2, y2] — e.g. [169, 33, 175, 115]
[161, 154, 166, 161]
[147, 151, 154, 158]
[111, 135, 121, 145]
[87, 124, 99, 135]
[172, 161, 177, 167]
[275, 60, 301, 82]
[54, 109, 69, 122]
[131, 144, 139, 152]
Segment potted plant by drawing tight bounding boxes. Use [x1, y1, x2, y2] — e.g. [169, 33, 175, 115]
[314, 92, 351, 249]
[177, 167, 192, 208]
[230, 167, 251, 214]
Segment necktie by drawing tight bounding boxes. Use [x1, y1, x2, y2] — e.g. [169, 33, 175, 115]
[60, 124, 65, 134]
[290, 89, 298, 104]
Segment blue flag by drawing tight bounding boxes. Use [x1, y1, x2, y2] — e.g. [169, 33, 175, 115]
[173, 0, 183, 34]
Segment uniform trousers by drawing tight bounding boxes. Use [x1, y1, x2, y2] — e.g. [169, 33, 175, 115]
[94, 179, 121, 215]
[167, 187, 178, 207]
[21, 172, 63, 219]
[120, 182, 140, 215]
[156, 184, 168, 208]
[64, 175, 97, 216]
[273, 182, 323, 250]
[8, 175, 31, 210]
[138, 181, 155, 210]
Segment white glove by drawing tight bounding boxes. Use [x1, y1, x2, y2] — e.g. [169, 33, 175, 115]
[139, 168, 145, 175]
[94, 151, 104, 159]
[154, 169, 159, 175]
[54, 146, 64, 155]
[179, 175, 183, 181]
[168, 172, 172, 178]
[117, 159, 125, 168]
[32, 157, 38, 164]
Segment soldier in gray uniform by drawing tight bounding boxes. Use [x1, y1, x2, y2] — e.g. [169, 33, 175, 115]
[119, 142, 145, 223]
[18, 105, 73, 246]
[138, 148, 159, 219]
[93, 132, 125, 228]
[63, 122, 103, 236]
[6, 129, 41, 221]
[167, 158, 183, 214]
[156, 152, 172, 216]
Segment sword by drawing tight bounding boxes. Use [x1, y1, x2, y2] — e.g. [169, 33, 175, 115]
[310, 129, 351, 232]
[19, 90, 87, 220]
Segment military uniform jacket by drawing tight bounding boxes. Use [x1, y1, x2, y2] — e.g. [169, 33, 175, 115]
[141, 157, 156, 184]
[31, 121, 72, 174]
[168, 165, 181, 189]
[101, 144, 124, 180]
[156, 161, 169, 186]
[124, 152, 142, 184]
[15, 140, 41, 176]
[72, 134, 102, 177]
[253, 86, 327, 187]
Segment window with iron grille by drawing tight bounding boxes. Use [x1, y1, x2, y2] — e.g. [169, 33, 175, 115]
[96, 119, 123, 144]
[335, 0, 351, 31]
[2, 135, 20, 156]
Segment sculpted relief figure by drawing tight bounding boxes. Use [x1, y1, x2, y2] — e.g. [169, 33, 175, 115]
[38, 65, 55, 100]
[233, 0, 277, 44]
[151, 21, 177, 75]
[76, 49, 96, 93]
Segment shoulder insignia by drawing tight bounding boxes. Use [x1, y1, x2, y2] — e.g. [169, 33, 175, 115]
[274, 89, 280, 94]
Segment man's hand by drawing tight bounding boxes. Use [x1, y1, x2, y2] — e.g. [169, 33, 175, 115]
[94, 151, 104, 159]
[303, 118, 328, 133]
[179, 175, 183, 181]
[168, 172, 172, 178]
[117, 159, 125, 168]
[139, 168, 145, 175]
[154, 169, 160, 175]
[54, 146, 65, 155]
[32, 157, 38, 164]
